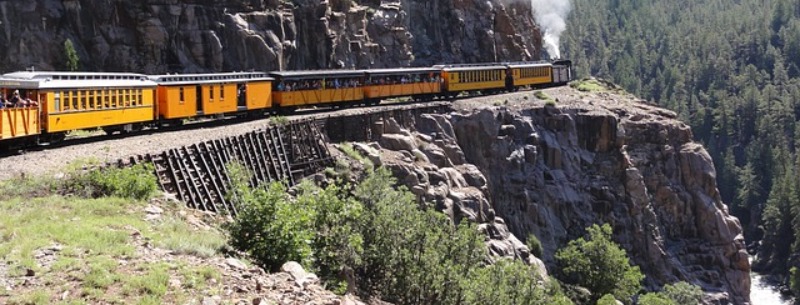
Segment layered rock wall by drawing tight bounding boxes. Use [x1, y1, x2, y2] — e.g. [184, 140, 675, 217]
[332, 90, 751, 304]
[1, 0, 540, 73]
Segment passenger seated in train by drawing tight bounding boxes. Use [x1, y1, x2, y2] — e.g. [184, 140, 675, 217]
[4, 91, 38, 108]
[9, 90, 20, 106]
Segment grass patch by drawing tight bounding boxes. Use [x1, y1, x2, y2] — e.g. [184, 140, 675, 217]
[7, 290, 51, 305]
[270, 115, 289, 125]
[0, 160, 233, 304]
[180, 265, 221, 289]
[339, 142, 374, 170]
[0, 196, 142, 274]
[122, 263, 170, 302]
[83, 256, 119, 290]
[152, 218, 226, 258]
[0, 160, 157, 201]
[534, 90, 553, 101]
[65, 128, 105, 139]
[0, 174, 63, 200]
[571, 78, 607, 92]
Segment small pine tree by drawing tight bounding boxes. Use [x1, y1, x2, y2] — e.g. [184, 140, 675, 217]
[64, 39, 79, 71]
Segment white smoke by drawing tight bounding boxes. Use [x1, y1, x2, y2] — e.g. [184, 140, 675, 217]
[530, 0, 571, 59]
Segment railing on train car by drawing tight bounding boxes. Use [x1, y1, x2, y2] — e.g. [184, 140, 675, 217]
[0, 106, 40, 140]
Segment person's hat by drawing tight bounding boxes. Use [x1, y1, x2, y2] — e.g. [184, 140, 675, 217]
[13, 90, 19, 95]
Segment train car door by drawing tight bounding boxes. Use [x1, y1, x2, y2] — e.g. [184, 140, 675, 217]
[196, 85, 203, 114]
[237, 83, 246, 109]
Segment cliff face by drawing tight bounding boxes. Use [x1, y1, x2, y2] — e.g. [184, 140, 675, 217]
[350, 87, 750, 304]
[0, 0, 540, 73]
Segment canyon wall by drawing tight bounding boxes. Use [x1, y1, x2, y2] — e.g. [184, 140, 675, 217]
[0, 0, 540, 73]
[336, 88, 751, 304]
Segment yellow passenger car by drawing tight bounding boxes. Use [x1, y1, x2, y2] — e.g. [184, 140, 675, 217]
[151, 72, 273, 119]
[364, 68, 442, 102]
[508, 62, 553, 88]
[440, 64, 508, 94]
[0, 72, 156, 133]
[270, 70, 365, 108]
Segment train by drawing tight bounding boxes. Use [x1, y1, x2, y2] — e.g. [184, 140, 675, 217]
[0, 60, 571, 149]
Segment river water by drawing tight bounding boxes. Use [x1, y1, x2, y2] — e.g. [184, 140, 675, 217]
[749, 256, 794, 305]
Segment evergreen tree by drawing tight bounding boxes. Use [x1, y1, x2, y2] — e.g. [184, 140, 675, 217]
[64, 39, 79, 71]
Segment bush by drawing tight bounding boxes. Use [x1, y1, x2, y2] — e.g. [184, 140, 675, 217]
[662, 281, 703, 304]
[638, 293, 676, 305]
[464, 259, 572, 305]
[227, 167, 574, 304]
[67, 163, 158, 200]
[526, 233, 544, 258]
[596, 294, 619, 305]
[225, 181, 315, 271]
[534, 90, 553, 101]
[792, 267, 800, 297]
[554, 224, 644, 304]
[353, 168, 486, 304]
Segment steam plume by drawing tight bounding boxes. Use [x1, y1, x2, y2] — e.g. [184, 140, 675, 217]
[530, 0, 571, 59]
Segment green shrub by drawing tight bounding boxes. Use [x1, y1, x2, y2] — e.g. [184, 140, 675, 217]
[792, 267, 800, 297]
[66, 163, 158, 200]
[596, 294, 619, 305]
[226, 167, 573, 305]
[296, 180, 363, 286]
[526, 233, 544, 258]
[339, 142, 374, 170]
[662, 281, 703, 304]
[638, 293, 676, 305]
[570, 79, 606, 92]
[555, 224, 644, 304]
[226, 181, 315, 271]
[534, 90, 553, 101]
[270, 115, 289, 125]
[464, 259, 572, 305]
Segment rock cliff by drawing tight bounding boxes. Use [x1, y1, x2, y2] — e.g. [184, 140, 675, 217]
[1, 0, 540, 73]
[336, 86, 750, 304]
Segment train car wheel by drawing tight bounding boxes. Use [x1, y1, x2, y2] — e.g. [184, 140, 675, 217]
[277, 106, 297, 115]
[41, 132, 66, 145]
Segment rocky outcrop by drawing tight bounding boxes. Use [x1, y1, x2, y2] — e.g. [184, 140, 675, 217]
[0, 0, 540, 73]
[344, 88, 750, 304]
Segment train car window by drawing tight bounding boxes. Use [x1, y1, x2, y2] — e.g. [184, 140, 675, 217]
[219, 85, 224, 100]
[110, 90, 116, 108]
[54, 92, 61, 111]
[62, 91, 70, 111]
[87, 91, 93, 110]
[70, 91, 80, 110]
[94, 91, 100, 109]
[125, 89, 131, 106]
[138, 89, 143, 106]
[179, 87, 184, 102]
[81, 91, 87, 110]
[209, 86, 214, 101]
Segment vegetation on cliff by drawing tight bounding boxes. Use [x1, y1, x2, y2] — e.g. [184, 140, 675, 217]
[227, 167, 573, 305]
[564, 0, 800, 289]
[555, 224, 644, 304]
